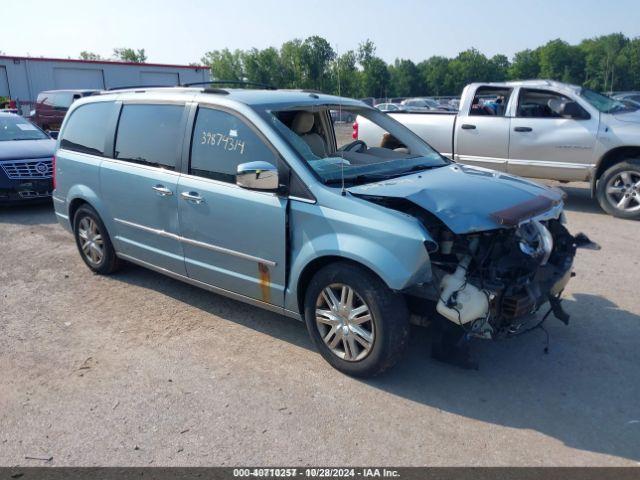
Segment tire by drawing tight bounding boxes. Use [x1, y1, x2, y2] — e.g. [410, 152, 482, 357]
[596, 159, 640, 219]
[303, 262, 410, 377]
[73, 204, 121, 274]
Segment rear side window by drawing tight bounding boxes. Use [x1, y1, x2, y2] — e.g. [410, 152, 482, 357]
[60, 102, 112, 156]
[114, 104, 184, 170]
[190, 107, 276, 183]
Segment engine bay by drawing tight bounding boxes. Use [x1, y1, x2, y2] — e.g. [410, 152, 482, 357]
[360, 195, 580, 339]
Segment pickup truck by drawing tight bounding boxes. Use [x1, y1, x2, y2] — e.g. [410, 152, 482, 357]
[358, 80, 640, 219]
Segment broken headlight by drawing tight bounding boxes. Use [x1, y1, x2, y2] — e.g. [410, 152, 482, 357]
[516, 220, 553, 265]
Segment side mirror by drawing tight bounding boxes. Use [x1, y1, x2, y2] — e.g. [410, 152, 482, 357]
[47, 130, 59, 139]
[236, 161, 279, 191]
[561, 101, 589, 120]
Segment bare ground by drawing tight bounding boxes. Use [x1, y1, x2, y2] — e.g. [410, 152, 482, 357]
[0, 181, 639, 466]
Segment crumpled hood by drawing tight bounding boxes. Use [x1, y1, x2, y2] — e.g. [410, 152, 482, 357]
[348, 164, 564, 234]
[0, 139, 56, 161]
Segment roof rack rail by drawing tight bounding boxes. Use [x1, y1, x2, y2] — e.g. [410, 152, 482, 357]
[183, 80, 277, 90]
[106, 85, 178, 91]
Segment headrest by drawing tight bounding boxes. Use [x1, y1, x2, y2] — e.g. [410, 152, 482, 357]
[548, 98, 564, 115]
[292, 112, 314, 134]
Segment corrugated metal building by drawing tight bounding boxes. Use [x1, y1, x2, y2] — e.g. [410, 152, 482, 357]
[0, 55, 210, 113]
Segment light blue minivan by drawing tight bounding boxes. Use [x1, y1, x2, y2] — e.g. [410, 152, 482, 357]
[53, 86, 582, 376]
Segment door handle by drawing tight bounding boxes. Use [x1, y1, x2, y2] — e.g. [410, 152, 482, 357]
[180, 191, 205, 204]
[514, 126, 533, 132]
[461, 124, 476, 130]
[152, 184, 173, 196]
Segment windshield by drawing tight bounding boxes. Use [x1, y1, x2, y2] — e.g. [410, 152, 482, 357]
[0, 116, 48, 141]
[579, 88, 633, 114]
[265, 105, 448, 185]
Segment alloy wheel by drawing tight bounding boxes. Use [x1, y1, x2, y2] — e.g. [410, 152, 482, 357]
[78, 216, 104, 266]
[315, 283, 375, 362]
[605, 170, 640, 213]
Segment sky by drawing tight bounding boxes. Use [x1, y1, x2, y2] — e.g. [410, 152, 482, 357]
[4, 0, 640, 65]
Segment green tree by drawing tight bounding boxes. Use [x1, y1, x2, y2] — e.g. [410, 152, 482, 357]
[417, 56, 451, 95]
[300, 36, 336, 91]
[79, 51, 103, 61]
[113, 48, 147, 63]
[446, 48, 493, 94]
[580, 33, 629, 91]
[333, 50, 361, 98]
[537, 39, 585, 84]
[509, 49, 540, 80]
[617, 38, 640, 91]
[488, 54, 510, 82]
[388, 58, 420, 97]
[201, 48, 244, 82]
[242, 47, 283, 87]
[358, 40, 389, 97]
[280, 39, 305, 88]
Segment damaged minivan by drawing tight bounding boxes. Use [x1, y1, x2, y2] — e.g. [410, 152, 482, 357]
[53, 86, 594, 377]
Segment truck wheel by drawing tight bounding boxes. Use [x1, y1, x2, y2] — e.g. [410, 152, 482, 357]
[73, 204, 121, 274]
[303, 262, 410, 377]
[596, 159, 640, 219]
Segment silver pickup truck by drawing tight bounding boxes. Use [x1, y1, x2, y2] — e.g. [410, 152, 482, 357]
[358, 80, 640, 219]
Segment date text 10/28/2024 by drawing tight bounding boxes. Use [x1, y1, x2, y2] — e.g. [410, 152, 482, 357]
[233, 468, 400, 478]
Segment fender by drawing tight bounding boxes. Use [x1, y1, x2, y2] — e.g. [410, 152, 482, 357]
[64, 184, 115, 236]
[284, 200, 434, 314]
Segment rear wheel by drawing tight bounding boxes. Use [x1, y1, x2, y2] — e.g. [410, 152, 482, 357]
[303, 262, 410, 377]
[596, 159, 640, 219]
[73, 204, 121, 274]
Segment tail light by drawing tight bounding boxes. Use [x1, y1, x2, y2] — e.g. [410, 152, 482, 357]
[52, 155, 56, 190]
[352, 121, 358, 140]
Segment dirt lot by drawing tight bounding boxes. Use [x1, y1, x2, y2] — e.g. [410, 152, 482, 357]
[1, 182, 639, 467]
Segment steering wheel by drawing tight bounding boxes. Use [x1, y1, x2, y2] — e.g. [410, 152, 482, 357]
[339, 140, 367, 153]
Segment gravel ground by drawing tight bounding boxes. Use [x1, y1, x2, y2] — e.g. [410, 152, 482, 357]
[1, 181, 639, 467]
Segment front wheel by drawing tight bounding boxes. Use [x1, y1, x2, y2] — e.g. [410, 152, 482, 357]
[303, 262, 410, 377]
[596, 159, 640, 219]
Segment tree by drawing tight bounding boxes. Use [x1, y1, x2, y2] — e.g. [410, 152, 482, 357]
[300, 36, 336, 91]
[279, 39, 304, 88]
[333, 50, 360, 98]
[113, 48, 147, 63]
[509, 49, 540, 80]
[357, 40, 390, 98]
[195, 33, 640, 98]
[580, 33, 629, 91]
[446, 48, 493, 94]
[243, 47, 284, 87]
[418, 56, 451, 95]
[79, 51, 103, 61]
[201, 48, 244, 82]
[388, 59, 420, 97]
[537, 39, 585, 84]
[488, 54, 510, 82]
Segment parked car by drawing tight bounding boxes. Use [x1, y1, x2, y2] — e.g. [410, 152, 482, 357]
[375, 102, 407, 112]
[53, 86, 588, 376]
[359, 80, 640, 219]
[401, 97, 456, 111]
[0, 113, 56, 203]
[32, 89, 99, 131]
[612, 91, 640, 109]
[330, 109, 355, 123]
